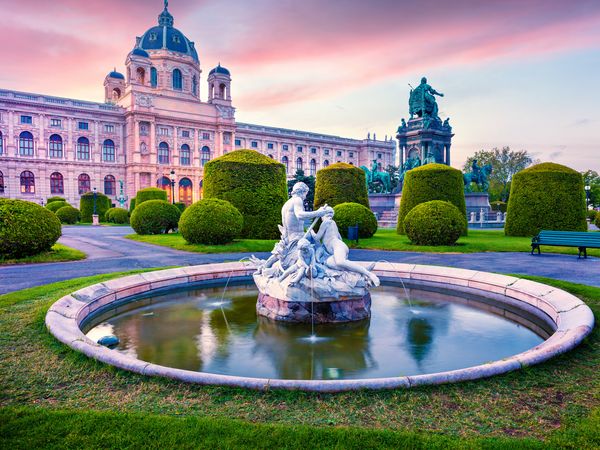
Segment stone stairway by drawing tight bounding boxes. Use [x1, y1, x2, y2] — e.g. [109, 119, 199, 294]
[377, 209, 398, 228]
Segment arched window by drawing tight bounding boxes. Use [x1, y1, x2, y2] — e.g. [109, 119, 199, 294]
[112, 88, 121, 102]
[158, 142, 169, 164]
[179, 177, 193, 206]
[50, 172, 64, 194]
[136, 67, 145, 84]
[49, 134, 63, 158]
[323, 159, 329, 167]
[102, 139, 115, 162]
[78, 173, 91, 194]
[19, 131, 34, 156]
[0, 170, 4, 193]
[151, 67, 158, 87]
[281, 156, 289, 173]
[310, 159, 316, 176]
[0, 130, 3, 155]
[157, 176, 172, 202]
[77, 137, 90, 160]
[180, 144, 191, 166]
[192, 75, 198, 96]
[172, 69, 182, 90]
[219, 83, 226, 98]
[296, 157, 303, 172]
[20, 170, 35, 194]
[268, 154, 274, 159]
[201, 146, 210, 166]
[104, 175, 116, 195]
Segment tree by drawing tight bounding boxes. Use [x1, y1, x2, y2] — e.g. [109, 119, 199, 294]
[287, 169, 315, 210]
[463, 147, 536, 201]
[582, 170, 600, 208]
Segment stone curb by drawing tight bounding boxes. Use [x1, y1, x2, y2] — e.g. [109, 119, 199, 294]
[45, 262, 595, 392]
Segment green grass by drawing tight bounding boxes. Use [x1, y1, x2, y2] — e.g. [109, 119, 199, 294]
[126, 232, 277, 253]
[0, 271, 598, 447]
[0, 244, 86, 266]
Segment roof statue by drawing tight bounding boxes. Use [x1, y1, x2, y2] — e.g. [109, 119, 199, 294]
[409, 77, 444, 121]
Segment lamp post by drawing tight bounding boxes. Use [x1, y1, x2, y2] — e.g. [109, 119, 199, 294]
[585, 185, 591, 211]
[92, 187, 99, 226]
[170, 169, 176, 204]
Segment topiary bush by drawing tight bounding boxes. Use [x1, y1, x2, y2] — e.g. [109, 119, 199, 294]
[110, 208, 129, 224]
[174, 202, 186, 213]
[129, 198, 136, 212]
[105, 207, 117, 222]
[79, 192, 111, 223]
[46, 201, 69, 213]
[135, 187, 167, 206]
[203, 149, 287, 239]
[404, 200, 466, 246]
[397, 163, 466, 235]
[47, 196, 66, 204]
[130, 200, 180, 235]
[0, 199, 62, 258]
[56, 205, 80, 224]
[505, 162, 587, 236]
[314, 163, 369, 209]
[491, 201, 507, 213]
[332, 202, 378, 238]
[179, 199, 243, 245]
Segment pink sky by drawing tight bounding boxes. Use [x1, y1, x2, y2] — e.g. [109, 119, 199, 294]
[1, 0, 599, 170]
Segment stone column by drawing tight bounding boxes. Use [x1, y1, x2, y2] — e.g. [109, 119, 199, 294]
[445, 143, 451, 166]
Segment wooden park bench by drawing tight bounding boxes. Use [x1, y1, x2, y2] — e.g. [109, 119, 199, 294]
[531, 230, 600, 259]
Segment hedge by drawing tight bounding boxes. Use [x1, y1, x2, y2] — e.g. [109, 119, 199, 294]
[397, 163, 466, 235]
[404, 200, 466, 246]
[135, 188, 167, 206]
[47, 196, 66, 204]
[56, 205, 80, 224]
[109, 208, 129, 224]
[179, 199, 243, 245]
[505, 162, 587, 236]
[46, 201, 69, 213]
[129, 198, 136, 212]
[203, 149, 287, 239]
[314, 163, 369, 209]
[332, 202, 378, 238]
[0, 199, 62, 258]
[79, 192, 111, 223]
[130, 200, 180, 235]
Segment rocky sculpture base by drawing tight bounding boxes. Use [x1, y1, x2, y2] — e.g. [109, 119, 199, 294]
[257, 292, 371, 323]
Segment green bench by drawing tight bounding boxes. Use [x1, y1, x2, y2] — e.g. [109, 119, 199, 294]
[531, 230, 600, 259]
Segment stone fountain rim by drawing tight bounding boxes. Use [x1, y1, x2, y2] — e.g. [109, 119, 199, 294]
[45, 261, 595, 392]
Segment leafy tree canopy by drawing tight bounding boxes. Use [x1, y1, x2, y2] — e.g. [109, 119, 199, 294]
[287, 169, 315, 210]
[582, 170, 600, 208]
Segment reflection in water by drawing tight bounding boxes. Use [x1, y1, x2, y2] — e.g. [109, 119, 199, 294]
[86, 284, 545, 380]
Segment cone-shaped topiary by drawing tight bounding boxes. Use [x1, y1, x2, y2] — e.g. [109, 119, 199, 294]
[56, 205, 80, 224]
[397, 163, 466, 235]
[332, 202, 378, 238]
[404, 200, 466, 246]
[0, 199, 62, 258]
[130, 200, 180, 235]
[505, 162, 587, 236]
[314, 163, 369, 209]
[179, 199, 243, 244]
[46, 200, 69, 213]
[135, 187, 167, 206]
[203, 149, 287, 239]
[79, 192, 111, 223]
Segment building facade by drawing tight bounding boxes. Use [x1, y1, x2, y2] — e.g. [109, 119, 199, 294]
[0, 3, 394, 207]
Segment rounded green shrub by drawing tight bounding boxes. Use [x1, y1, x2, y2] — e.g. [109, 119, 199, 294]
[47, 196, 66, 204]
[79, 192, 111, 223]
[404, 200, 466, 246]
[586, 210, 597, 221]
[314, 163, 369, 209]
[105, 207, 117, 222]
[397, 163, 466, 235]
[505, 163, 587, 236]
[56, 205, 80, 224]
[129, 198, 137, 212]
[332, 202, 378, 238]
[130, 200, 180, 235]
[110, 208, 129, 224]
[491, 201, 507, 213]
[135, 187, 167, 206]
[46, 201, 69, 213]
[0, 199, 62, 258]
[203, 149, 287, 239]
[179, 199, 243, 245]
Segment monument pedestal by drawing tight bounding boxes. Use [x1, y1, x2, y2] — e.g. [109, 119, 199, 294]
[369, 193, 401, 228]
[465, 192, 492, 216]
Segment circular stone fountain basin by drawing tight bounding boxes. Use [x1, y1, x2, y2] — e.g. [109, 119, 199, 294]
[45, 262, 594, 392]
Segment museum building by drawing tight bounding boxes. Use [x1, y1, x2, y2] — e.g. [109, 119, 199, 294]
[0, 3, 394, 207]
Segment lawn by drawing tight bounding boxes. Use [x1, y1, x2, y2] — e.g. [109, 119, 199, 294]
[0, 244, 86, 266]
[0, 271, 598, 448]
[126, 229, 600, 257]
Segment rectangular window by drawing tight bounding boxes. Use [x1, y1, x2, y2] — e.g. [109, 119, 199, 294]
[324, 148, 330, 156]
[282, 144, 289, 151]
[181, 130, 190, 138]
[235, 139, 241, 146]
[104, 124, 115, 133]
[20, 115, 32, 124]
[377, 153, 382, 159]
[349, 152, 354, 158]
[78, 121, 89, 130]
[251, 141, 258, 148]
[296, 146, 303, 152]
[159, 127, 169, 136]
[267, 143, 274, 150]
[310, 147, 317, 154]
[336, 150, 342, 157]
[202, 132, 211, 140]
[139, 123, 149, 136]
[50, 118, 61, 127]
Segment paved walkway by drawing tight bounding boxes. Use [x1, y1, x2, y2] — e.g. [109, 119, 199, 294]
[0, 226, 598, 294]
